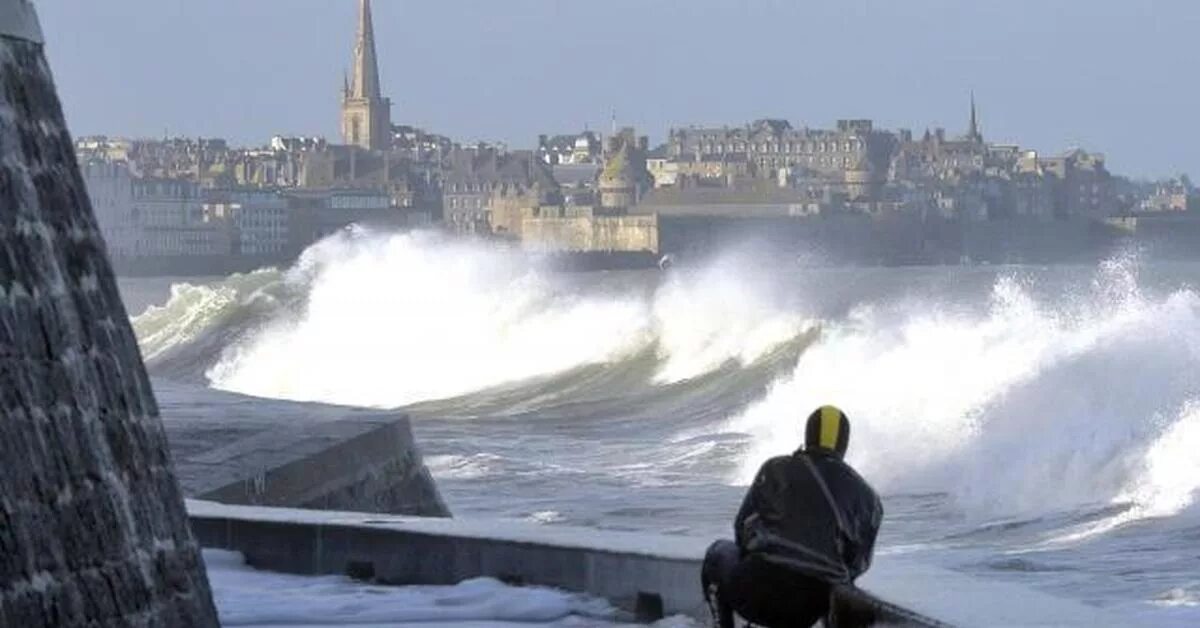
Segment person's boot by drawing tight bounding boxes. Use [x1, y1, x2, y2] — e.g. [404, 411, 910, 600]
[704, 582, 736, 628]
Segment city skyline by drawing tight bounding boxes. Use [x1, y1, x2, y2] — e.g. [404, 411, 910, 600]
[37, 0, 1200, 179]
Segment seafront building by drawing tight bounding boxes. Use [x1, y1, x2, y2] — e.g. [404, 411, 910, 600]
[76, 0, 1200, 272]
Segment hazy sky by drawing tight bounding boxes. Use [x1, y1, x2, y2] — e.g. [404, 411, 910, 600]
[35, 0, 1200, 178]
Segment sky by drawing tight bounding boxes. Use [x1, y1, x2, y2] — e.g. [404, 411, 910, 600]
[34, 0, 1200, 179]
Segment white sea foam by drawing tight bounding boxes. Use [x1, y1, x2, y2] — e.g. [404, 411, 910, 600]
[132, 268, 283, 364]
[205, 230, 651, 407]
[526, 510, 567, 524]
[651, 256, 810, 384]
[135, 232, 1200, 538]
[425, 454, 508, 481]
[1042, 399, 1200, 545]
[731, 256, 1200, 530]
[137, 229, 808, 407]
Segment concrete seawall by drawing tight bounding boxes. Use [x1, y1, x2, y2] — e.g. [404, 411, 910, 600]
[188, 501, 947, 626]
[159, 382, 449, 517]
[189, 501, 1126, 626]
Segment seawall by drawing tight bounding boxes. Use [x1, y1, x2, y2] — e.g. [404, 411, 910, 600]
[189, 501, 1126, 626]
[187, 500, 943, 626]
[523, 215, 660, 254]
[158, 382, 449, 517]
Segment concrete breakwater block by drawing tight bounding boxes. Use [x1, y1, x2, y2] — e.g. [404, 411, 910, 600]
[156, 381, 449, 517]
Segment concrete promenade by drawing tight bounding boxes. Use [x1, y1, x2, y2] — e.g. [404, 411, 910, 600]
[188, 500, 1131, 626]
[188, 501, 955, 625]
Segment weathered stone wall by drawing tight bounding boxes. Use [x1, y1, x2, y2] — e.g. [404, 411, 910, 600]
[522, 215, 659, 253]
[0, 24, 218, 628]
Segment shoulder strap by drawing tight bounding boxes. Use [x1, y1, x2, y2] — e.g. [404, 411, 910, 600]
[799, 454, 850, 538]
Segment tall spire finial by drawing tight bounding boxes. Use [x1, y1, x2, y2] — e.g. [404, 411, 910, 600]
[351, 0, 382, 100]
[968, 90, 981, 142]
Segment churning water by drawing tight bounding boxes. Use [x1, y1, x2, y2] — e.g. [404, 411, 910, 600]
[124, 228, 1200, 624]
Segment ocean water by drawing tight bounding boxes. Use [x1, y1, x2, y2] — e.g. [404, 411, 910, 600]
[122, 228, 1200, 624]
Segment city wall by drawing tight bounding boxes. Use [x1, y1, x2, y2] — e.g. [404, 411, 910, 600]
[1109, 213, 1200, 259]
[655, 213, 951, 266]
[524, 210, 1129, 268]
[522, 215, 659, 254]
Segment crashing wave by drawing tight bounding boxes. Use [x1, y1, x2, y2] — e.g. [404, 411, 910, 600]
[134, 228, 811, 407]
[731, 254, 1200, 532]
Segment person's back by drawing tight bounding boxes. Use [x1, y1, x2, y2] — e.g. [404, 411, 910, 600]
[703, 405, 883, 628]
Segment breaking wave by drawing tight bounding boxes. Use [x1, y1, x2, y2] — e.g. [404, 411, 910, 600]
[135, 228, 811, 407]
[132, 228, 1200, 538]
[730, 255, 1200, 531]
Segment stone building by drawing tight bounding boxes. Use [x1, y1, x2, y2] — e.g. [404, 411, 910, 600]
[132, 177, 231, 257]
[284, 187, 428, 254]
[297, 144, 436, 209]
[340, 0, 392, 150]
[668, 118, 896, 193]
[1139, 177, 1193, 212]
[598, 128, 652, 210]
[1032, 149, 1114, 218]
[442, 147, 560, 235]
[392, 124, 453, 164]
[80, 158, 138, 258]
[538, 131, 602, 165]
[203, 188, 290, 256]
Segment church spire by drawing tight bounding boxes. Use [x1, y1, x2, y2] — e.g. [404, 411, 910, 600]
[341, 0, 391, 150]
[351, 0, 382, 100]
[968, 91, 981, 142]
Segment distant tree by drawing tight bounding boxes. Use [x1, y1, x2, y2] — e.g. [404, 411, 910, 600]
[1181, 174, 1194, 192]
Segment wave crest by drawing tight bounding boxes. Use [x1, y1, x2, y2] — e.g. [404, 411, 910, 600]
[731, 256, 1200, 530]
[136, 229, 810, 408]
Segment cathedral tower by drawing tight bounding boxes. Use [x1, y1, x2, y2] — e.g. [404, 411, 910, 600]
[341, 0, 392, 150]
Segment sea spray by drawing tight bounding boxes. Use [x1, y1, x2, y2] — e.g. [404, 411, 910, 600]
[138, 229, 809, 407]
[132, 231, 1200, 536]
[730, 257, 1200, 530]
[206, 230, 650, 406]
[651, 254, 812, 384]
[133, 269, 282, 363]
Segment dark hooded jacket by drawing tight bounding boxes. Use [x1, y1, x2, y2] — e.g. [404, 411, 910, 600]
[734, 449, 883, 584]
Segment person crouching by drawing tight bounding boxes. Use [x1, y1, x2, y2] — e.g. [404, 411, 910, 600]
[702, 405, 884, 627]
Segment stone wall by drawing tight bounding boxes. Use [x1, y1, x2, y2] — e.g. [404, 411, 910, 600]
[0, 20, 217, 628]
[522, 215, 659, 253]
